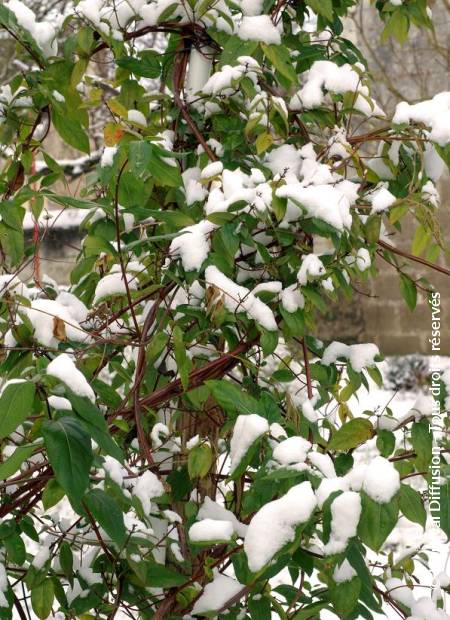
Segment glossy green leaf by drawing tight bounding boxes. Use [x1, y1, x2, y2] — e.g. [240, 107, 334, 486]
[42, 417, 93, 503]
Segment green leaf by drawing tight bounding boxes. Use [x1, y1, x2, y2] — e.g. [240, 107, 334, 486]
[261, 44, 298, 83]
[0, 381, 35, 439]
[53, 110, 90, 154]
[438, 482, 450, 537]
[147, 331, 170, 364]
[187, 443, 213, 479]
[306, 0, 333, 21]
[65, 390, 123, 462]
[0, 443, 37, 480]
[358, 492, 398, 551]
[292, 603, 333, 619]
[129, 143, 181, 187]
[411, 420, 432, 470]
[0, 5, 46, 66]
[381, 10, 409, 45]
[376, 429, 396, 457]
[129, 140, 152, 177]
[206, 380, 259, 416]
[220, 36, 258, 66]
[411, 224, 431, 257]
[173, 325, 192, 390]
[4, 533, 26, 565]
[330, 577, 361, 618]
[84, 488, 126, 546]
[0, 221, 24, 266]
[146, 563, 187, 587]
[346, 541, 383, 612]
[42, 479, 65, 510]
[31, 579, 54, 620]
[117, 51, 160, 78]
[366, 365, 383, 388]
[42, 417, 93, 503]
[130, 561, 187, 587]
[400, 274, 417, 311]
[260, 328, 279, 356]
[59, 541, 73, 578]
[399, 484, 426, 528]
[328, 419, 374, 451]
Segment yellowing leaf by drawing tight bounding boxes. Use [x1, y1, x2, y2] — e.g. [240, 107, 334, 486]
[256, 132, 274, 155]
[104, 122, 124, 146]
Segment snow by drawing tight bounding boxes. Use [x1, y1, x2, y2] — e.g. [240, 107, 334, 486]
[5, 0, 58, 57]
[321, 277, 334, 292]
[100, 146, 117, 167]
[52, 90, 65, 102]
[308, 452, 336, 478]
[276, 183, 352, 231]
[409, 393, 435, 420]
[316, 477, 348, 508]
[48, 395, 72, 411]
[369, 185, 397, 212]
[201, 161, 223, 179]
[55, 292, 88, 323]
[424, 144, 445, 182]
[252, 281, 282, 296]
[333, 559, 357, 583]
[205, 266, 277, 331]
[436, 572, 450, 588]
[132, 471, 164, 516]
[0, 274, 29, 299]
[385, 577, 415, 608]
[265, 144, 302, 180]
[186, 434, 200, 450]
[384, 571, 450, 620]
[356, 248, 371, 271]
[393, 92, 450, 146]
[202, 64, 246, 96]
[322, 341, 380, 372]
[93, 272, 138, 303]
[127, 109, 147, 125]
[25, 299, 89, 347]
[169, 220, 215, 271]
[229, 414, 269, 475]
[293, 61, 360, 109]
[102, 456, 125, 487]
[163, 509, 182, 523]
[244, 482, 317, 572]
[361, 456, 400, 503]
[240, 0, 264, 15]
[290, 60, 383, 117]
[272, 436, 311, 466]
[422, 180, 440, 208]
[0, 564, 8, 608]
[281, 284, 304, 312]
[23, 207, 86, 231]
[323, 491, 361, 555]
[192, 571, 243, 615]
[238, 16, 281, 45]
[32, 543, 51, 569]
[182, 167, 207, 205]
[150, 422, 169, 448]
[297, 254, 325, 285]
[47, 354, 95, 403]
[197, 497, 248, 538]
[188, 518, 234, 542]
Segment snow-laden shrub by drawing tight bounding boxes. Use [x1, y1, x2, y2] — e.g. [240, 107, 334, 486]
[385, 355, 430, 391]
[0, 1, 449, 619]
